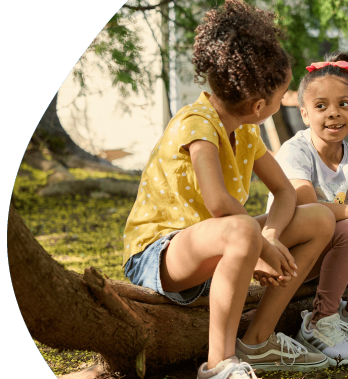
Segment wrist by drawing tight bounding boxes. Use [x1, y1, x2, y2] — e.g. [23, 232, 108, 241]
[262, 229, 280, 240]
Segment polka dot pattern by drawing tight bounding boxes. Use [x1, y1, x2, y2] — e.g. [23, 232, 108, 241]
[123, 92, 268, 263]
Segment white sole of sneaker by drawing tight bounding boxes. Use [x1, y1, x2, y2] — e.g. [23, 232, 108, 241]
[250, 357, 328, 373]
[295, 330, 348, 367]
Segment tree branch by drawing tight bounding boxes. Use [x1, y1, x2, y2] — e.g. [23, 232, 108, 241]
[123, 0, 174, 11]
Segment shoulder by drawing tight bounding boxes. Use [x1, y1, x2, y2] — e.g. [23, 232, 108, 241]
[235, 124, 259, 143]
[280, 130, 312, 154]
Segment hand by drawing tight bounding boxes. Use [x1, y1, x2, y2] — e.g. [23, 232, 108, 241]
[253, 237, 297, 288]
[254, 268, 292, 288]
[265, 237, 298, 274]
[261, 236, 297, 277]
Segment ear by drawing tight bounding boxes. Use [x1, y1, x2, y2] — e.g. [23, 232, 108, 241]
[300, 107, 310, 127]
[252, 99, 266, 117]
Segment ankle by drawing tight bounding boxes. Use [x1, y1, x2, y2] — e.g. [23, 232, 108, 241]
[207, 355, 239, 370]
[241, 334, 268, 346]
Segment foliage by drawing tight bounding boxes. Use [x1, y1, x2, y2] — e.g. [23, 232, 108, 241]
[72, 0, 348, 109]
[14, 165, 348, 377]
[257, 0, 348, 89]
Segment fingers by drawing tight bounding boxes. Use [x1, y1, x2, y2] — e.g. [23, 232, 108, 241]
[267, 277, 280, 288]
[278, 253, 297, 278]
[254, 272, 280, 288]
[277, 270, 292, 287]
[274, 240, 298, 273]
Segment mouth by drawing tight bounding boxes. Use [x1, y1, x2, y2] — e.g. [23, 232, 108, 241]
[324, 124, 345, 133]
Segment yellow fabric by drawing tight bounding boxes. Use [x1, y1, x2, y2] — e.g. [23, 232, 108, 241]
[122, 92, 267, 267]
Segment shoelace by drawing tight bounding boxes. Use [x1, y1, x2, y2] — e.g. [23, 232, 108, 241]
[215, 362, 258, 379]
[319, 319, 347, 344]
[338, 320, 348, 335]
[276, 332, 308, 366]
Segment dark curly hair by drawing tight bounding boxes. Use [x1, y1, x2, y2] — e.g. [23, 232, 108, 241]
[298, 51, 348, 108]
[192, 0, 290, 116]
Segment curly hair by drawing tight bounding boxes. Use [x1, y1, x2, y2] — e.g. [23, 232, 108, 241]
[192, 0, 290, 116]
[298, 51, 348, 108]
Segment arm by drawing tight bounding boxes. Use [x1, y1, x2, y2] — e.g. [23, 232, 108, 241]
[188, 140, 248, 218]
[291, 179, 348, 221]
[189, 141, 296, 286]
[254, 151, 297, 240]
[253, 151, 298, 285]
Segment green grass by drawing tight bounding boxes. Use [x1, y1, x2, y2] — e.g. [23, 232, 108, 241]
[16, 164, 348, 378]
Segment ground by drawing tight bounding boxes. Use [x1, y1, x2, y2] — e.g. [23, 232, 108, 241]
[12, 163, 348, 378]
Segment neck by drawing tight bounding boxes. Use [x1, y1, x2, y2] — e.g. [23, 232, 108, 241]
[209, 93, 249, 136]
[310, 129, 344, 166]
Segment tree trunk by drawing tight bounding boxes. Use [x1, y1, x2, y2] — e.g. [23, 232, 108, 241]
[32, 93, 111, 166]
[8, 203, 348, 378]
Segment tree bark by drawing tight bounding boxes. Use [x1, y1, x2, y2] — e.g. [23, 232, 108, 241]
[8, 203, 347, 378]
[32, 93, 111, 166]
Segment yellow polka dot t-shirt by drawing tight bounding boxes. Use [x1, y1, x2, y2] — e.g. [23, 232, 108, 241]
[123, 91, 267, 267]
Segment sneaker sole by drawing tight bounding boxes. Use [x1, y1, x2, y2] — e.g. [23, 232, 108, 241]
[250, 357, 328, 373]
[295, 329, 348, 367]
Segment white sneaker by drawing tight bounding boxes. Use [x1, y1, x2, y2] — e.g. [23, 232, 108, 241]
[338, 299, 348, 323]
[295, 310, 348, 366]
[197, 358, 259, 379]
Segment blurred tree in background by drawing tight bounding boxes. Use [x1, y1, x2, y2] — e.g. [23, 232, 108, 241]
[33, 0, 348, 159]
[85, 0, 348, 97]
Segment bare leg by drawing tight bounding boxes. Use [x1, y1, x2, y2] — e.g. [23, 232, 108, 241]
[242, 204, 336, 345]
[161, 214, 263, 369]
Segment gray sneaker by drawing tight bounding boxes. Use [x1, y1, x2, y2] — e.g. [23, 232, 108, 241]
[295, 310, 348, 366]
[236, 332, 328, 372]
[197, 358, 258, 379]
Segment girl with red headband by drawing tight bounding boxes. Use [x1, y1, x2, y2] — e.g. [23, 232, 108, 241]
[123, 1, 336, 377]
[267, 51, 348, 365]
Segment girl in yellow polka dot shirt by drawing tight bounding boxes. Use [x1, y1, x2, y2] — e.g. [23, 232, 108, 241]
[123, 1, 335, 378]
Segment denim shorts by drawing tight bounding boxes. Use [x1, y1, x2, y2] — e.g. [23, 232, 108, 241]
[124, 230, 211, 305]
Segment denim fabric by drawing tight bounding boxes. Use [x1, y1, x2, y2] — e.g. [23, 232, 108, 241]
[124, 230, 211, 305]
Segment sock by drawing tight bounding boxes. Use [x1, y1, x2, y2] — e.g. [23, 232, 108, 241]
[225, 356, 240, 364]
[204, 356, 239, 371]
[240, 340, 267, 349]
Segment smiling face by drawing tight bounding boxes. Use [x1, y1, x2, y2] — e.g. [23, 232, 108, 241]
[301, 76, 348, 142]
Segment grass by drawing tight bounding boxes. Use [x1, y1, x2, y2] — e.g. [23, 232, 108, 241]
[12, 163, 348, 378]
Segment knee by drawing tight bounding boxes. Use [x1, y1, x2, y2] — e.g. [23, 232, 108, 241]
[303, 203, 336, 240]
[333, 219, 348, 242]
[221, 215, 262, 257]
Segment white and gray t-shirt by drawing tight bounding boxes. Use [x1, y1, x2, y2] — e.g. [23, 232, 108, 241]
[266, 128, 348, 213]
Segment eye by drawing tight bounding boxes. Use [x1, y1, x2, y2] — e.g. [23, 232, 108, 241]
[316, 103, 326, 109]
[340, 101, 348, 107]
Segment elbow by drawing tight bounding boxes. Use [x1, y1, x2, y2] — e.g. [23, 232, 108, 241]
[205, 196, 231, 218]
[210, 207, 227, 219]
[207, 201, 226, 218]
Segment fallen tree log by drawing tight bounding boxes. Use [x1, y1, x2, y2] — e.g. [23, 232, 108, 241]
[8, 203, 347, 378]
[21, 149, 140, 196]
[38, 177, 139, 197]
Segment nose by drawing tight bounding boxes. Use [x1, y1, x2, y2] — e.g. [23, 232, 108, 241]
[328, 106, 341, 119]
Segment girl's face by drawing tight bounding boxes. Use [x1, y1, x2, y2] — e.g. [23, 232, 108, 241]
[301, 76, 348, 142]
[255, 68, 292, 125]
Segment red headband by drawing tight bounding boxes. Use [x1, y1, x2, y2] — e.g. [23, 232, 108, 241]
[306, 61, 348, 72]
